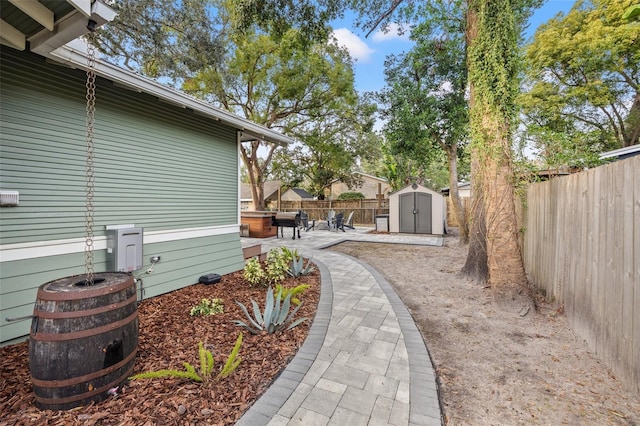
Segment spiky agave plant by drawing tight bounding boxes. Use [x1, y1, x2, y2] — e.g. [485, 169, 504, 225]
[233, 286, 308, 334]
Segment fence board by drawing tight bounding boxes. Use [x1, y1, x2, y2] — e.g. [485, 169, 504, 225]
[445, 197, 471, 227]
[279, 199, 389, 225]
[633, 161, 640, 388]
[621, 160, 635, 379]
[523, 156, 639, 393]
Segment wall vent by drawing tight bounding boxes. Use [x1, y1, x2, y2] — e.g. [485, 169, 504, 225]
[0, 191, 19, 207]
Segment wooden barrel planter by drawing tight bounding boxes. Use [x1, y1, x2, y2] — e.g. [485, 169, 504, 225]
[29, 272, 139, 410]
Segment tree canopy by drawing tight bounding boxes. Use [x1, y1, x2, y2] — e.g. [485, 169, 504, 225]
[521, 0, 640, 169]
[181, 25, 361, 209]
[269, 96, 379, 199]
[378, 16, 470, 240]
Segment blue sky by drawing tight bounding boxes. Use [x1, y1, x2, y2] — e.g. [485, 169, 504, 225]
[330, 1, 577, 94]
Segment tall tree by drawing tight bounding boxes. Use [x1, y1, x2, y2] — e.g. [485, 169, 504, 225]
[466, 0, 529, 292]
[521, 0, 640, 159]
[96, 1, 360, 211]
[380, 17, 470, 243]
[182, 27, 359, 210]
[270, 98, 379, 198]
[95, 0, 226, 83]
[232, 0, 535, 287]
[102, 0, 538, 289]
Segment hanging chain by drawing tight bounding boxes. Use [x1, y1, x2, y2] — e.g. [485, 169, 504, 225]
[84, 31, 97, 285]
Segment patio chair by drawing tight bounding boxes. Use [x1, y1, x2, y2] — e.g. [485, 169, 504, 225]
[334, 212, 345, 232]
[342, 211, 355, 230]
[326, 209, 336, 230]
[300, 210, 315, 231]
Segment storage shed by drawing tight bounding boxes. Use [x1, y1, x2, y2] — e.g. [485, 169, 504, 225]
[389, 183, 446, 235]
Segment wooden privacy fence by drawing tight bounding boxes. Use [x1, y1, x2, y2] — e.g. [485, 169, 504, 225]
[523, 156, 639, 393]
[445, 197, 471, 227]
[279, 199, 389, 225]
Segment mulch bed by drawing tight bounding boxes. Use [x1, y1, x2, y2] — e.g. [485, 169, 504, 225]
[0, 268, 320, 425]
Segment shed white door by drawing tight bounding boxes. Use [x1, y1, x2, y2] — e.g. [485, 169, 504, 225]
[399, 192, 432, 234]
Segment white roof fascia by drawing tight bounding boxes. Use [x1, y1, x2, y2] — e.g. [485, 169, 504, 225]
[599, 144, 640, 159]
[355, 171, 388, 182]
[45, 39, 293, 147]
[66, 0, 92, 18]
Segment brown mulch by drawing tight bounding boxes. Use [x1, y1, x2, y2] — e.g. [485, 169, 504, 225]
[0, 269, 320, 425]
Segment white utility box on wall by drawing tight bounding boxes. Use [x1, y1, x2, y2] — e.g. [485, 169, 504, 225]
[106, 227, 144, 272]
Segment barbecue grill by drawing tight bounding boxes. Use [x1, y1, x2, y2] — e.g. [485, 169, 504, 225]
[271, 212, 301, 239]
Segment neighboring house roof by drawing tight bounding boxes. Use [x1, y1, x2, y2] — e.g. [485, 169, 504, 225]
[287, 188, 314, 199]
[600, 145, 640, 161]
[353, 172, 388, 183]
[240, 181, 283, 201]
[440, 182, 471, 196]
[327, 172, 388, 186]
[264, 181, 283, 200]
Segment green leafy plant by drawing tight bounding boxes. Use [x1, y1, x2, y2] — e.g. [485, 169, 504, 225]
[265, 248, 290, 285]
[337, 191, 365, 200]
[190, 298, 224, 316]
[275, 283, 310, 305]
[288, 254, 316, 278]
[243, 247, 299, 287]
[233, 287, 308, 334]
[277, 246, 297, 263]
[129, 334, 243, 383]
[243, 257, 266, 287]
[218, 333, 243, 379]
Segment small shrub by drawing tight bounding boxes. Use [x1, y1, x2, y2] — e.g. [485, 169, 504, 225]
[190, 298, 224, 316]
[129, 334, 243, 383]
[278, 246, 297, 263]
[265, 248, 290, 285]
[337, 192, 365, 200]
[243, 257, 265, 287]
[275, 283, 310, 305]
[233, 286, 308, 334]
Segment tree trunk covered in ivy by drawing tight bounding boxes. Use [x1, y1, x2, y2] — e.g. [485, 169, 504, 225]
[465, 0, 527, 291]
[461, 4, 488, 282]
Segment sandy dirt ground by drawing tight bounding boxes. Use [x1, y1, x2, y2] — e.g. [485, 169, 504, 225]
[328, 235, 639, 425]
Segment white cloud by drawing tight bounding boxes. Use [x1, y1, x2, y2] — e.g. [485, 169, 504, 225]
[330, 28, 374, 63]
[371, 23, 412, 42]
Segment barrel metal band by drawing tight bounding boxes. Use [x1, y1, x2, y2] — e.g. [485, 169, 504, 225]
[31, 347, 137, 388]
[34, 364, 135, 406]
[32, 310, 138, 341]
[33, 293, 137, 319]
[37, 277, 134, 301]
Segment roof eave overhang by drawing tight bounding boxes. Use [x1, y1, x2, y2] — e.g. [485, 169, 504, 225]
[30, 1, 116, 56]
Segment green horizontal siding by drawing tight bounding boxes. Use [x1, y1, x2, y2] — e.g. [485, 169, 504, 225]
[1, 48, 239, 245]
[0, 48, 248, 344]
[1, 233, 245, 343]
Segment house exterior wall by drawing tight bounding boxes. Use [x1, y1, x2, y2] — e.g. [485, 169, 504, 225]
[281, 189, 312, 202]
[0, 48, 245, 343]
[389, 184, 445, 234]
[458, 187, 471, 198]
[327, 175, 391, 200]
